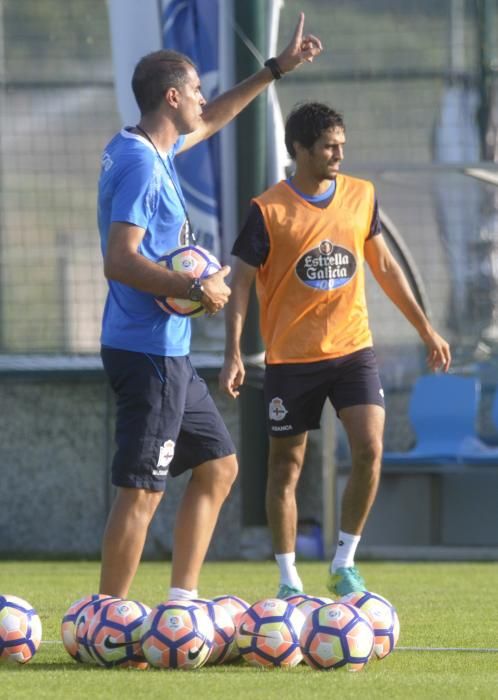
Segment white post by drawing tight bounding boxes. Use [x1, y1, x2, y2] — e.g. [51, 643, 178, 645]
[219, 0, 237, 262]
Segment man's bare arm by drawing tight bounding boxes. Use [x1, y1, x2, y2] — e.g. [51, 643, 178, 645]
[365, 233, 451, 371]
[179, 12, 322, 153]
[219, 258, 258, 397]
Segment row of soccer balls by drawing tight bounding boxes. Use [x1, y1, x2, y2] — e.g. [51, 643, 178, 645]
[0, 590, 400, 671]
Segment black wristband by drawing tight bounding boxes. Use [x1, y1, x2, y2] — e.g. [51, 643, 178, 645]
[264, 57, 283, 80]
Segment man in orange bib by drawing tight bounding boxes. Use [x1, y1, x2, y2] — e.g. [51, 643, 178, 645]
[219, 102, 451, 598]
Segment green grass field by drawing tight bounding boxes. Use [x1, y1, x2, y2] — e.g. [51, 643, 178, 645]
[1, 560, 498, 699]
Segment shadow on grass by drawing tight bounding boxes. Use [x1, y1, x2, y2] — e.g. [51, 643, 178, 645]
[2, 656, 259, 674]
[2, 662, 113, 672]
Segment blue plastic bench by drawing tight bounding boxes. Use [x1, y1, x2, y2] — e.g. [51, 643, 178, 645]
[383, 374, 487, 465]
[457, 386, 498, 465]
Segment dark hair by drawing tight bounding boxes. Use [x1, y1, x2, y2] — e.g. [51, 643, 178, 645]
[285, 102, 345, 158]
[132, 50, 196, 115]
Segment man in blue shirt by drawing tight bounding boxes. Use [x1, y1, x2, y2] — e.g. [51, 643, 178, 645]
[98, 13, 323, 600]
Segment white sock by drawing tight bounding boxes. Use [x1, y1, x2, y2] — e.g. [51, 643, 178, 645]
[330, 530, 361, 573]
[275, 552, 303, 590]
[168, 587, 198, 601]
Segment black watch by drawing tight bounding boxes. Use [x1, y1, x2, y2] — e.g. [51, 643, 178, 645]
[188, 278, 204, 302]
[264, 57, 283, 80]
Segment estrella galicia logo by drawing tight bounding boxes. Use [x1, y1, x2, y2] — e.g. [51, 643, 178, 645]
[296, 239, 357, 291]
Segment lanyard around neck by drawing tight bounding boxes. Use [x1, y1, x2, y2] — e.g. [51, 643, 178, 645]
[134, 125, 196, 245]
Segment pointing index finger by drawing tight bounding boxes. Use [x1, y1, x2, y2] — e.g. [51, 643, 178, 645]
[291, 12, 305, 46]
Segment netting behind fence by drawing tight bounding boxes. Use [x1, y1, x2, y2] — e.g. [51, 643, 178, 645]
[1, 0, 118, 352]
[1, 0, 498, 371]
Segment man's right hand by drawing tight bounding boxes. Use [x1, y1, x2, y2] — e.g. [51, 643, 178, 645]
[201, 265, 231, 315]
[276, 12, 323, 74]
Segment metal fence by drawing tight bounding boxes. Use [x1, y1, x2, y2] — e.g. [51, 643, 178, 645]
[1, 0, 498, 380]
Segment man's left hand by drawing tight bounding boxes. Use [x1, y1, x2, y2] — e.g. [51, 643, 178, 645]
[423, 330, 452, 372]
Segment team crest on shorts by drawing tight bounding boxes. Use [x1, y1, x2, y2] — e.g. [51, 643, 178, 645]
[269, 397, 288, 421]
[153, 439, 175, 477]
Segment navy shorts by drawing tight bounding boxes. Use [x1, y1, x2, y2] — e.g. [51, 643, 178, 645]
[101, 348, 236, 491]
[264, 347, 385, 437]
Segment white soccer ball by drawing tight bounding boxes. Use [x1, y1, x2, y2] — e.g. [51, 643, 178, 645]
[0, 594, 42, 664]
[236, 598, 305, 667]
[300, 602, 374, 671]
[155, 245, 221, 317]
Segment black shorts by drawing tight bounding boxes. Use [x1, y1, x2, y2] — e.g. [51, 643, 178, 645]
[264, 347, 385, 437]
[101, 348, 235, 491]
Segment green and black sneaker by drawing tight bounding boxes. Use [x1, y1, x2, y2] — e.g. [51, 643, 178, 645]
[327, 566, 366, 596]
[276, 583, 304, 600]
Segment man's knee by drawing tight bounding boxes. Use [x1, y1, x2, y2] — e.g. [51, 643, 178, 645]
[192, 454, 238, 494]
[352, 436, 383, 471]
[268, 452, 303, 492]
[114, 486, 164, 519]
[213, 454, 238, 487]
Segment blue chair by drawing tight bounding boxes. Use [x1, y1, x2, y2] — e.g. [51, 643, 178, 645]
[383, 374, 483, 465]
[494, 389, 498, 430]
[457, 387, 498, 465]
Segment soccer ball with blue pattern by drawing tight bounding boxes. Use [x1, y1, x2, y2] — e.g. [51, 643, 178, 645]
[0, 594, 42, 664]
[191, 598, 236, 664]
[340, 590, 400, 659]
[74, 595, 119, 663]
[61, 594, 105, 662]
[140, 600, 214, 669]
[156, 245, 221, 317]
[212, 594, 250, 662]
[236, 598, 305, 668]
[299, 602, 374, 671]
[87, 599, 151, 669]
[294, 594, 334, 620]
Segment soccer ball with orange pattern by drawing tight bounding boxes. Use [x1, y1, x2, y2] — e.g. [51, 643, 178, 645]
[61, 594, 105, 662]
[285, 593, 310, 607]
[340, 591, 400, 659]
[0, 594, 42, 664]
[299, 602, 374, 671]
[87, 599, 151, 669]
[191, 599, 235, 664]
[295, 594, 334, 620]
[212, 594, 250, 662]
[235, 598, 305, 668]
[140, 600, 214, 670]
[74, 595, 119, 663]
[155, 245, 221, 317]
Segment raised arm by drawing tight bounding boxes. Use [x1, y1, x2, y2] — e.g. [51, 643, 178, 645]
[219, 258, 258, 398]
[179, 12, 322, 153]
[364, 233, 451, 372]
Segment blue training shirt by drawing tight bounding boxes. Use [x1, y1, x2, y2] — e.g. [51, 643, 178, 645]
[97, 128, 190, 355]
